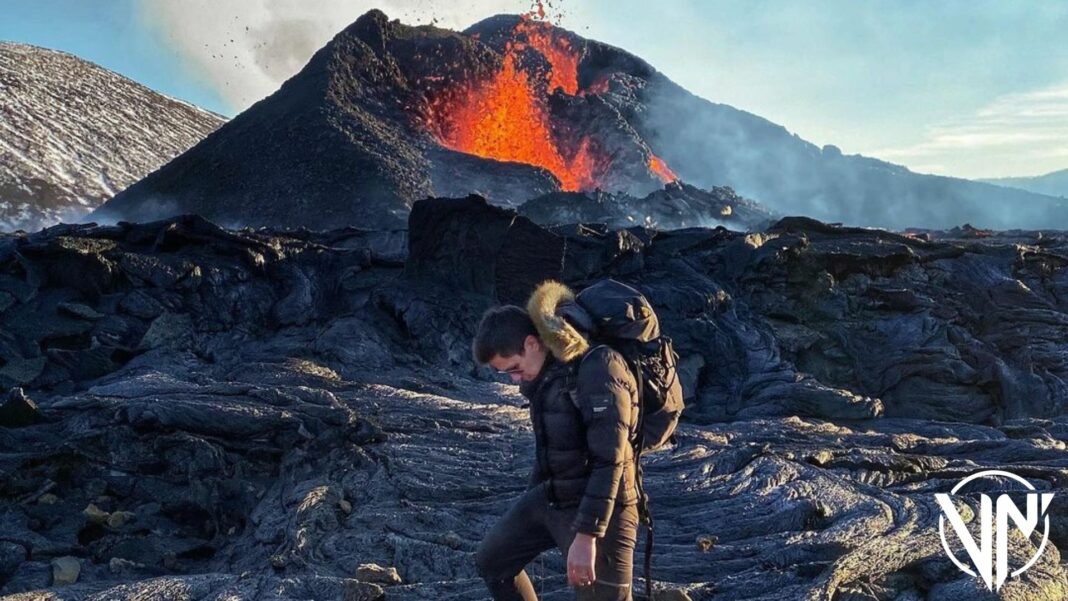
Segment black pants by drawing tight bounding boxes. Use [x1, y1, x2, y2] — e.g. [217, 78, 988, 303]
[476, 482, 639, 600]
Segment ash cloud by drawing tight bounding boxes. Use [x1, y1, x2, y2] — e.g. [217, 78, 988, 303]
[136, 0, 518, 113]
[636, 74, 1068, 231]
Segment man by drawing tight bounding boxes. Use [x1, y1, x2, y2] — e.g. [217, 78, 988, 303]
[471, 281, 640, 601]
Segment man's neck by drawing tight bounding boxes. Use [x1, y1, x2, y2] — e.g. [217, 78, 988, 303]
[520, 353, 559, 397]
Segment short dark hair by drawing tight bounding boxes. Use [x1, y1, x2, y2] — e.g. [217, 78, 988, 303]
[472, 305, 537, 364]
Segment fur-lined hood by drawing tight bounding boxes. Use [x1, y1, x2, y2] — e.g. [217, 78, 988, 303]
[526, 280, 591, 363]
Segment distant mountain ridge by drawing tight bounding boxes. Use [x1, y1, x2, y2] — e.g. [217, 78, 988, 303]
[981, 168, 1068, 199]
[0, 42, 224, 232]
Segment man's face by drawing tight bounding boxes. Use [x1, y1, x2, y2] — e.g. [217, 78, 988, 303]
[488, 334, 547, 383]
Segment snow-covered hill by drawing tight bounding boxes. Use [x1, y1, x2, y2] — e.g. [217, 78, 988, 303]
[0, 42, 224, 232]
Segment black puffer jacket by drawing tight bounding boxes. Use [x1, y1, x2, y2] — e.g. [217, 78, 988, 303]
[519, 282, 640, 537]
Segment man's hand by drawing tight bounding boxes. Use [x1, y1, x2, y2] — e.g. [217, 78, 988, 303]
[567, 532, 597, 587]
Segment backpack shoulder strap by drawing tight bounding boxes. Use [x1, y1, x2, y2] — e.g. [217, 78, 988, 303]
[565, 344, 612, 409]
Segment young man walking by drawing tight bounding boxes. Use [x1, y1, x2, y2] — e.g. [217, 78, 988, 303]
[471, 281, 641, 601]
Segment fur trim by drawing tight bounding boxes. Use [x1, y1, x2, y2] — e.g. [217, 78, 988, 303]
[526, 280, 590, 362]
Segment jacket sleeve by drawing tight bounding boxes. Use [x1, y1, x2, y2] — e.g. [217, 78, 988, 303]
[571, 347, 636, 537]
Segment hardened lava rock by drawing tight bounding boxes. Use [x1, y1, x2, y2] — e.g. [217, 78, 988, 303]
[0, 204, 1066, 599]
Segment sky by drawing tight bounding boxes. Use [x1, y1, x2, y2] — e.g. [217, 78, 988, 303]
[2, 0, 1067, 180]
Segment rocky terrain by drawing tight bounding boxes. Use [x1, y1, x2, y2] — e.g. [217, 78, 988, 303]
[0, 43, 225, 233]
[1, 198, 1066, 599]
[91, 10, 1068, 232]
[517, 182, 775, 231]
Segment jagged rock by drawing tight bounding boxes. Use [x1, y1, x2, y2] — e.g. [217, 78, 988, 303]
[405, 195, 565, 303]
[519, 181, 776, 231]
[0, 387, 40, 427]
[57, 302, 104, 320]
[0, 561, 51, 595]
[108, 557, 145, 575]
[0, 357, 47, 387]
[107, 511, 135, 529]
[118, 290, 164, 320]
[138, 312, 193, 351]
[90, 314, 148, 352]
[0, 541, 26, 581]
[356, 563, 403, 585]
[83, 503, 109, 525]
[50, 556, 80, 585]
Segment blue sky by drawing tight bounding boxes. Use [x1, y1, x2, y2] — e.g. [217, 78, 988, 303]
[0, 0, 227, 113]
[3, 0, 1067, 179]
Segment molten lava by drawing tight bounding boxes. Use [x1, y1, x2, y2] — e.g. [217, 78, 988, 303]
[648, 155, 678, 183]
[433, 45, 598, 191]
[428, 16, 676, 192]
[515, 18, 579, 95]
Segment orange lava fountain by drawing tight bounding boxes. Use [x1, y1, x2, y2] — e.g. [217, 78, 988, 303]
[428, 16, 676, 191]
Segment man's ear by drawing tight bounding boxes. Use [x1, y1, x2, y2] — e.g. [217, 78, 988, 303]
[523, 334, 540, 353]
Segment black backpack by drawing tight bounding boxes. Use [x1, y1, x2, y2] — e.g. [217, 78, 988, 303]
[562, 279, 684, 452]
[559, 278, 683, 599]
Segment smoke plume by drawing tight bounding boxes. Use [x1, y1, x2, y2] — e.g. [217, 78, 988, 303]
[136, 0, 518, 113]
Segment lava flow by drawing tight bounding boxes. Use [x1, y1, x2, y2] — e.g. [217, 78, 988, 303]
[648, 155, 678, 183]
[426, 17, 675, 192]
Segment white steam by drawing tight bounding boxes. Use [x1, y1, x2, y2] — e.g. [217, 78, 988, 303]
[135, 0, 521, 113]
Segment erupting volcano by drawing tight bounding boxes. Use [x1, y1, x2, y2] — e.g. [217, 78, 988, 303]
[90, 9, 752, 231]
[92, 9, 791, 231]
[426, 17, 675, 192]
